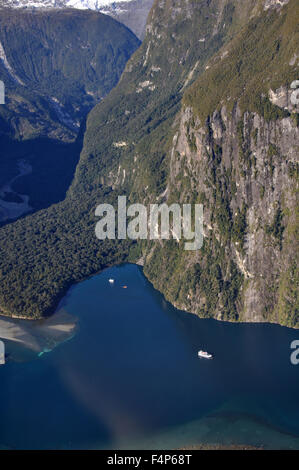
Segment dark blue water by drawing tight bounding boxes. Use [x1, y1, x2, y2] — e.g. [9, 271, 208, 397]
[0, 264, 299, 449]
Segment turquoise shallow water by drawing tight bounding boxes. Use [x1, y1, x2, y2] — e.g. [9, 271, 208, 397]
[0, 263, 299, 449]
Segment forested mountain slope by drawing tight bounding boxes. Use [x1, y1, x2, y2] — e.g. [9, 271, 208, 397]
[150, 0, 299, 327]
[0, 8, 139, 216]
[0, 0, 154, 39]
[0, 0, 298, 327]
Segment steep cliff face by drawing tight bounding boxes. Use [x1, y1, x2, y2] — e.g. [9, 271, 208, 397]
[144, 102, 298, 326]
[142, 0, 299, 327]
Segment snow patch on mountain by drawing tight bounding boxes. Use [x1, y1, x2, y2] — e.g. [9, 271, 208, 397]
[66, 0, 133, 9]
[0, 0, 139, 10]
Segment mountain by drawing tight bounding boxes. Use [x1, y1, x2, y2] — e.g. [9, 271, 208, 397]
[75, 0, 299, 327]
[0, 8, 140, 141]
[0, 8, 140, 213]
[0, 0, 298, 326]
[67, 0, 155, 39]
[0, 0, 155, 39]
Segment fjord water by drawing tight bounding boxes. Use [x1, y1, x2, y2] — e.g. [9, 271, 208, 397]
[0, 263, 299, 449]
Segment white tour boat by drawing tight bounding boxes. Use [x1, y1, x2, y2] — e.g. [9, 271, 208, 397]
[198, 350, 213, 359]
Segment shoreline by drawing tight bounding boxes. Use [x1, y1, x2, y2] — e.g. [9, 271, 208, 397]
[0, 308, 77, 354]
[0, 261, 298, 330]
[1, 262, 299, 450]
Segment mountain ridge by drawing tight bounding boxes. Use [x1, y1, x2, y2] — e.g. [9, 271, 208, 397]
[0, 0, 154, 38]
[0, 7, 140, 217]
[0, 8, 140, 141]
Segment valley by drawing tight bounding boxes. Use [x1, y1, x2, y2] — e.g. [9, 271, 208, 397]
[0, 0, 155, 39]
[0, 8, 140, 221]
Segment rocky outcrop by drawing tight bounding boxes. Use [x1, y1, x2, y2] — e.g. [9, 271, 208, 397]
[264, 0, 289, 10]
[154, 98, 298, 326]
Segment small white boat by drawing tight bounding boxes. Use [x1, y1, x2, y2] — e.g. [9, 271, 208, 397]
[198, 350, 213, 359]
[108, 279, 115, 284]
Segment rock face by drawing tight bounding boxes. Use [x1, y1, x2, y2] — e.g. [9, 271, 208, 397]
[264, 0, 289, 9]
[139, 0, 299, 328]
[269, 86, 298, 112]
[157, 100, 298, 326]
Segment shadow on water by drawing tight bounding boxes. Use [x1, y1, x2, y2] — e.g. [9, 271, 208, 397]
[0, 263, 299, 449]
[0, 118, 86, 226]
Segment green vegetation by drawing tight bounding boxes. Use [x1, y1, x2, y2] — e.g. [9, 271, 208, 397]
[0, 189, 133, 318]
[0, 8, 140, 218]
[260, 186, 265, 199]
[265, 206, 285, 250]
[237, 120, 253, 169]
[184, 0, 299, 122]
[275, 206, 299, 327]
[254, 97, 290, 122]
[232, 204, 247, 255]
[0, 0, 241, 318]
[0, 9, 140, 116]
[252, 128, 258, 145]
[288, 161, 299, 180]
